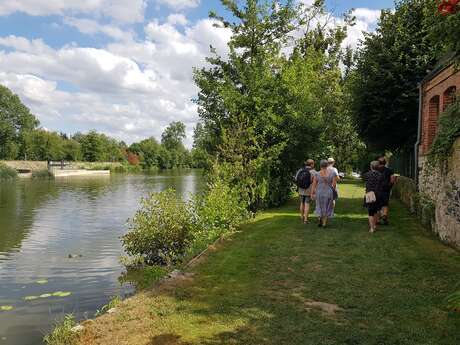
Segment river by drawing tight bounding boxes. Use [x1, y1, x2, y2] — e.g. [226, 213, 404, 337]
[0, 171, 204, 345]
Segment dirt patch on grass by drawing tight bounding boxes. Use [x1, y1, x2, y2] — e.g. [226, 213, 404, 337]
[157, 271, 195, 292]
[304, 301, 343, 317]
[290, 256, 300, 262]
[149, 334, 191, 345]
[78, 293, 155, 345]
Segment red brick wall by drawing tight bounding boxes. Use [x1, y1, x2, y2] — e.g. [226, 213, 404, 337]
[420, 65, 460, 155]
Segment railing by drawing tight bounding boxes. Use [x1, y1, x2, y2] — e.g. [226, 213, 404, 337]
[47, 160, 71, 170]
[391, 149, 416, 179]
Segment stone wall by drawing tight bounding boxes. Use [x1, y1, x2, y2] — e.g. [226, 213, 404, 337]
[1, 160, 48, 171]
[393, 176, 436, 232]
[418, 137, 460, 248]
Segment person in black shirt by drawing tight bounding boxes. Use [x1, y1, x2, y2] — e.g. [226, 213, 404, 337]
[363, 161, 383, 233]
[378, 157, 397, 225]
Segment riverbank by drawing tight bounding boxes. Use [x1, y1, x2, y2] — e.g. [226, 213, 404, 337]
[67, 180, 460, 345]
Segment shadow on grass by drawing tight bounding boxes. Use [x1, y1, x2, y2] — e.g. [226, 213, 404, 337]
[142, 195, 460, 345]
[149, 334, 191, 345]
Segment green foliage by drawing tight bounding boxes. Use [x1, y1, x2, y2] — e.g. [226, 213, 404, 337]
[130, 137, 161, 168]
[0, 82, 196, 170]
[349, 0, 439, 151]
[429, 100, 460, 166]
[0, 162, 17, 179]
[161, 122, 186, 150]
[121, 181, 250, 268]
[0, 85, 39, 159]
[122, 189, 194, 266]
[95, 296, 122, 317]
[75, 130, 123, 162]
[43, 314, 78, 345]
[191, 180, 251, 251]
[429, 6, 460, 60]
[119, 266, 168, 290]
[194, 0, 360, 209]
[23, 129, 66, 161]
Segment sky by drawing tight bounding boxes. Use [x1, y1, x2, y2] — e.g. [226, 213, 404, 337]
[0, 0, 395, 147]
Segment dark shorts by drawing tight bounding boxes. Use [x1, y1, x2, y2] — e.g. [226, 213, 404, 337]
[364, 194, 382, 216]
[380, 191, 391, 207]
[367, 202, 380, 216]
[300, 195, 312, 204]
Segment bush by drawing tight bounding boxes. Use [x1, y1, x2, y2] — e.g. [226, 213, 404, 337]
[43, 314, 78, 345]
[121, 181, 251, 268]
[112, 163, 143, 173]
[122, 189, 194, 266]
[0, 163, 17, 179]
[191, 180, 251, 252]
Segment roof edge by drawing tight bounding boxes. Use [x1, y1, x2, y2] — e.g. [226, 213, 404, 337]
[420, 52, 458, 85]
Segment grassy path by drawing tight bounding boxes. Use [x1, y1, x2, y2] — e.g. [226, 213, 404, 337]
[78, 180, 460, 345]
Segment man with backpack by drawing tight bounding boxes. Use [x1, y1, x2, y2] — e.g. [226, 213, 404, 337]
[295, 159, 317, 224]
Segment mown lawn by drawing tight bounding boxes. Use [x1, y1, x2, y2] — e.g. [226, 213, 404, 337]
[78, 180, 460, 345]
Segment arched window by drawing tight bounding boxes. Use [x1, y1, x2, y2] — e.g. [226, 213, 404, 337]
[423, 95, 440, 153]
[443, 86, 456, 111]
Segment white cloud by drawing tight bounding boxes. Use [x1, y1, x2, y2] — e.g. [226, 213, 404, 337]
[156, 0, 200, 10]
[167, 13, 188, 26]
[0, 2, 381, 147]
[0, 0, 147, 23]
[63, 17, 134, 41]
[342, 8, 382, 48]
[0, 18, 231, 146]
[353, 8, 381, 25]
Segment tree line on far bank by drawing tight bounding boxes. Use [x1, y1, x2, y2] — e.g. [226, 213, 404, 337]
[0, 84, 206, 170]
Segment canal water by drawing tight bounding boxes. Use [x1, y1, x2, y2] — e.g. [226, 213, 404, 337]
[0, 171, 204, 345]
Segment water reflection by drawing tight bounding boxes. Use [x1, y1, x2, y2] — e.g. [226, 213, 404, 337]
[0, 170, 203, 345]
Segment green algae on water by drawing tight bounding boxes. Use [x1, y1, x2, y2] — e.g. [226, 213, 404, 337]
[52, 291, 72, 297]
[24, 296, 40, 301]
[36, 279, 48, 285]
[0, 306, 13, 311]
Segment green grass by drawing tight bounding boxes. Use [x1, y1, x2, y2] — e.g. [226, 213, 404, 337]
[78, 180, 460, 345]
[44, 314, 79, 345]
[95, 296, 123, 317]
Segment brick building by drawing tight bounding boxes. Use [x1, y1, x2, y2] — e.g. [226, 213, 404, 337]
[418, 60, 460, 155]
[416, 57, 460, 247]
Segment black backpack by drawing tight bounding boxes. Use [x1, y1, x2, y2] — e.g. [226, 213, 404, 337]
[296, 168, 312, 189]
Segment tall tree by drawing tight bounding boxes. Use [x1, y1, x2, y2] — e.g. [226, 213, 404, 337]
[349, 0, 439, 151]
[194, 0, 355, 207]
[161, 122, 186, 150]
[0, 85, 39, 159]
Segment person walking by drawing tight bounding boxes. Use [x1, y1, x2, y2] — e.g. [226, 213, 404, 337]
[295, 159, 316, 224]
[363, 161, 383, 233]
[327, 157, 340, 207]
[311, 160, 338, 228]
[378, 157, 396, 225]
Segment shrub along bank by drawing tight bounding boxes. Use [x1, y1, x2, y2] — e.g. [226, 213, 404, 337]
[121, 180, 251, 268]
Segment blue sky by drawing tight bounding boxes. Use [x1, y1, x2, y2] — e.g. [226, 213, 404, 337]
[0, 0, 394, 145]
